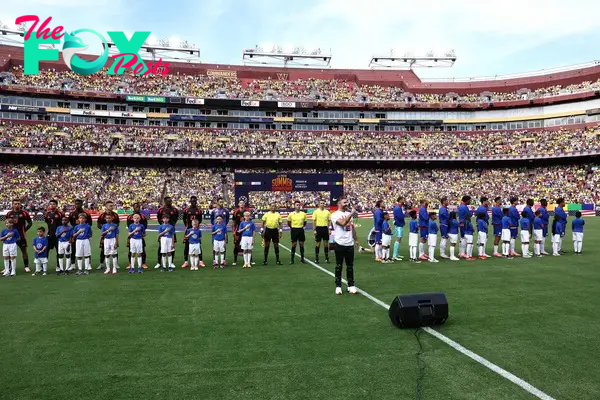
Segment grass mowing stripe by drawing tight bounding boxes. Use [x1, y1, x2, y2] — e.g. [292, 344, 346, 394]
[278, 244, 557, 400]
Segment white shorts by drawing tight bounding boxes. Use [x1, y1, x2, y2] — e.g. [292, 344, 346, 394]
[382, 234, 392, 247]
[76, 239, 91, 257]
[104, 238, 117, 255]
[552, 234, 561, 244]
[534, 229, 543, 242]
[427, 234, 437, 247]
[448, 233, 458, 244]
[465, 234, 474, 244]
[160, 236, 174, 254]
[34, 257, 48, 264]
[213, 240, 225, 253]
[520, 231, 530, 243]
[130, 238, 143, 254]
[501, 229, 511, 242]
[241, 236, 253, 250]
[189, 242, 201, 255]
[58, 241, 71, 255]
[2, 243, 17, 258]
[478, 232, 487, 245]
[572, 232, 583, 242]
[408, 232, 419, 247]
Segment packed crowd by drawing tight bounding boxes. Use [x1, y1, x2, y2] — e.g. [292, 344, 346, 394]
[1, 164, 598, 213]
[2, 122, 599, 158]
[8, 65, 600, 103]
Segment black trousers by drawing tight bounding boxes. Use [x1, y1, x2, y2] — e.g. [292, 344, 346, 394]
[334, 244, 355, 287]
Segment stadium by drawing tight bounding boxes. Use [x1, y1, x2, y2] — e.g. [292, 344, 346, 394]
[1, 7, 600, 400]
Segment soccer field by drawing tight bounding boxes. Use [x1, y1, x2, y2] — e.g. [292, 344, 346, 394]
[1, 219, 599, 400]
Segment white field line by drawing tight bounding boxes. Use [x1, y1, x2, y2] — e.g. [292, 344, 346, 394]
[278, 244, 557, 400]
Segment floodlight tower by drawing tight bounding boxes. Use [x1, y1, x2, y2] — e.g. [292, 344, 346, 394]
[243, 45, 332, 68]
[369, 49, 457, 69]
[105, 39, 201, 63]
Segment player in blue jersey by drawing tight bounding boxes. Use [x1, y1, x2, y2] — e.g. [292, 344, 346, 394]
[552, 214, 565, 256]
[184, 218, 203, 271]
[101, 214, 120, 275]
[427, 212, 439, 263]
[520, 211, 531, 258]
[381, 212, 393, 263]
[128, 214, 146, 274]
[476, 213, 488, 260]
[73, 213, 93, 274]
[464, 219, 475, 260]
[457, 195, 472, 259]
[32, 227, 49, 276]
[475, 197, 491, 258]
[501, 208, 513, 259]
[572, 211, 585, 254]
[491, 197, 504, 257]
[157, 215, 176, 272]
[508, 197, 521, 257]
[212, 215, 227, 268]
[408, 210, 420, 264]
[538, 199, 550, 255]
[438, 197, 450, 259]
[392, 197, 406, 261]
[448, 212, 460, 261]
[554, 198, 568, 254]
[55, 216, 73, 275]
[523, 199, 535, 232]
[533, 210, 544, 257]
[1, 218, 20, 277]
[373, 200, 385, 262]
[238, 212, 257, 268]
[418, 200, 430, 260]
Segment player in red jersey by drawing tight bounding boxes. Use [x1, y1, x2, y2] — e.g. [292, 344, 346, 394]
[155, 196, 179, 269]
[96, 200, 121, 270]
[6, 199, 33, 273]
[127, 202, 149, 269]
[181, 196, 203, 268]
[68, 199, 93, 269]
[44, 199, 65, 272]
[231, 199, 250, 266]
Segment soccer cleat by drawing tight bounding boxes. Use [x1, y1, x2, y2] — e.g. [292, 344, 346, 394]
[541, 251, 549, 256]
[199, 261, 206, 268]
[358, 247, 363, 253]
[393, 256, 403, 261]
[428, 259, 439, 263]
[181, 261, 189, 268]
[483, 253, 492, 258]
[128, 268, 134, 274]
[170, 264, 176, 269]
[96, 263, 104, 270]
[76, 270, 83, 276]
[493, 252, 503, 258]
[67, 265, 75, 272]
[137, 268, 143, 274]
[276, 261, 283, 265]
[112, 268, 118, 274]
[449, 256, 460, 261]
[478, 256, 487, 260]
[42, 272, 47, 276]
[523, 255, 532, 259]
[439, 255, 449, 259]
[232, 262, 237, 266]
[411, 259, 421, 264]
[300, 259, 306, 264]
[24, 267, 31, 273]
[348, 286, 358, 295]
[154, 263, 161, 269]
[251, 261, 256, 265]
[168, 267, 174, 272]
[142, 264, 148, 269]
[289, 260, 295, 265]
[335, 287, 343, 295]
[263, 261, 268, 266]
[56, 270, 63, 276]
[104, 268, 110, 275]
[375, 257, 382, 262]
[553, 253, 561, 257]
[83, 270, 89, 275]
[510, 251, 521, 257]
[419, 254, 429, 261]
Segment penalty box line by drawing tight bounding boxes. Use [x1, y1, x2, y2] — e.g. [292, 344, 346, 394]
[278, 244, 557, 400]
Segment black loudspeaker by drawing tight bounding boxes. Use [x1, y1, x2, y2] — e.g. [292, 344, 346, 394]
[388, 293, 448, 329]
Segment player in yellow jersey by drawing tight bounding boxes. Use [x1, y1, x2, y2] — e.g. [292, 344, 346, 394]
[312, 200, 332, 263]
[288, 201, 307, 264]
[261, 203, 283, 265]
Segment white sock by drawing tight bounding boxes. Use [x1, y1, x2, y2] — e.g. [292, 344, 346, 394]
[112, 258, 118, 272]
[105, 258, 111, 271]
[459, 238, 466, 254]
[162, 255, 167, 268]
[42, 262, 47, 273]
[77, 259, 83, 271]
[502, 243, 508, 256]
[541, 239, 546, 253]
[58, 257, 64, 271]
[440, 238, 447, 256]
[493, 244, 498, 254]
[35, 262, 41, 273]
[535, 243, 540, 255]
[522, 244, 528, 256]
[510, 239, 515, 252]
[450, 245, 455, 258]
[419, 242, 424, 257]
[131, 257, 136, 268]
[429, 246, 435, 260]
[552, 241, 558, 255]
[9, 259, 15, 274]
[467, 243, 473, 257]
[167, 256, 173, 268]
[409, 246, 415, 259]
[84, 257, 91, 270]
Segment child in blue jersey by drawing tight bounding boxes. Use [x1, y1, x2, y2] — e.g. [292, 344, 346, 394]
[533, 210, 544, 257]
[476, 213, 488, 260]
[520, 211, 531, 258]
[238, 211, 256, 268]
[448, 212, 460, 261]
[427, 212, 439, 263]
[157, 215, 175, 272]
[418, 200, 430, 260]
[572, 211, 585, 254]
[73, 213, 93, 274]
[128, 214, 146, 273]
[101, 214, 120, 275]
[408, 211, 420, 264]
[552, 215, 564, 256]
[491, 197, 504, 257]
[381, 212, 393, 263]
[438, 197, 450, 259]
[211, 215, 227, 268]
[501, 208, 513, 259]
[508, 197, 520, 257]
[56, 216, 73, 274]
[1, 218, 20, 277]
[32, 227, 49, 276]
[464, 219, 475, 260]
[392, 197, 406, 261]
[184, 218, 203, 271]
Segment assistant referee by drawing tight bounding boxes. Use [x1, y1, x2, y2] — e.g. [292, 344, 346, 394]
[261, 203, 283, 265]
[311, 200, 331, 264]
[288, 201, 307, 264]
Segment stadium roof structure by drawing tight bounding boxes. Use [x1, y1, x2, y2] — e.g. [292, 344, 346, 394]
[242, 46, 332, 68]
[369, 49, 457, 69]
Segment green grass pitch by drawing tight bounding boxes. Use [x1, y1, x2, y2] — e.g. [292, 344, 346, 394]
[1, 219, 599, 399]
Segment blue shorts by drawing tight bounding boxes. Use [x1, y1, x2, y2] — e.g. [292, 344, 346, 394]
[542, 226, 548, 237]
[419, 227, 429, 239]
[394, 226, 404, 238]
[459, 226, 465, 238]
[493, 225, 502, 237]
[510, 227, 518, 239]
[440, 225, 448, 238]
[375, 231, 382, 244]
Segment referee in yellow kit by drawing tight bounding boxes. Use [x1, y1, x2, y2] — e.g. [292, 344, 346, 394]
[288, 201, 307, 264]
[312, 200, 331, 264]
[261, 203, 283, 265]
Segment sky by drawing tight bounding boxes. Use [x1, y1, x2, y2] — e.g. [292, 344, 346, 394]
[2, 0, 600, 79]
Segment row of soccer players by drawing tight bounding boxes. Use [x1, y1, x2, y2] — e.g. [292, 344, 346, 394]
[373, 196, 585, 263]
